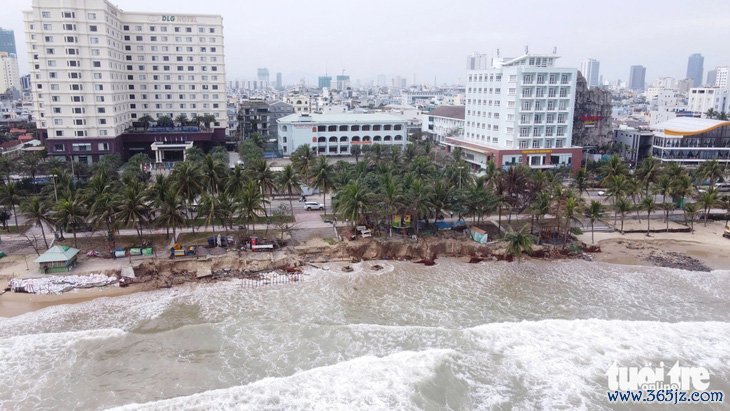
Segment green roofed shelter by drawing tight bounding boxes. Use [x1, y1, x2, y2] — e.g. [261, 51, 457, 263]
[34, 245, 80, 273]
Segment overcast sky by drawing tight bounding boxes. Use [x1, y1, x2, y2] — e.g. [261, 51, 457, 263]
[3, 0, 729, 87]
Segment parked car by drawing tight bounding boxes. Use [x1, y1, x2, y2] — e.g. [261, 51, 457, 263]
[304, 201, 324, 211]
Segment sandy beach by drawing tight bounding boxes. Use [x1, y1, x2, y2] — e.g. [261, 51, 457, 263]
[577, 219, 730, 270]
[1, 221, 729, 318]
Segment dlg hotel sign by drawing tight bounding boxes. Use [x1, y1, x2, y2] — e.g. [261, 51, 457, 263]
[161, 15, 198, 23]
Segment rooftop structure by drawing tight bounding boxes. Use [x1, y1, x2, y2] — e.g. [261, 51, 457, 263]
[651, 118, 730, 165]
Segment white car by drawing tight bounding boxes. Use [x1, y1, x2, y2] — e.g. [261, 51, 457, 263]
[304, 201, 324, 211]
[597, 190, 606, 196]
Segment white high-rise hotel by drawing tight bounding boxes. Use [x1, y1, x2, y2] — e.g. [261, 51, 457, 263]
[24, 0, 227, 163]
[447, 52, 582, 171]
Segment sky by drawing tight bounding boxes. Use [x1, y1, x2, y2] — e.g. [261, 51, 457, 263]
[2, 0, 730, 87]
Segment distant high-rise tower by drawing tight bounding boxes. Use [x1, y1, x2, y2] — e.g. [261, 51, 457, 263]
[580, 58, 600, 88]
[0, 52, 20, 93]
[686, 53, 704, 87]
[318, 75, 332, 89]
[257, 68, 270, 86]
[715, 66, 729, 88]
[628, 65, 646, 92]
[0, 28, 16, 55]
[275, 72, 282, 90]
[335, 74, 350, 90]
[706, 70, 717, 87]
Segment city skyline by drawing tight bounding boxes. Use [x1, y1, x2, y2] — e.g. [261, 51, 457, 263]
[2, 0, 730, 86]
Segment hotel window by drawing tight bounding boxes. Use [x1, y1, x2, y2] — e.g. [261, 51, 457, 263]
[43, 23, 52, 30]
[534, 101, 543, 110]
[536, 74, 545, 84]
[520, 127, 530, 137]
[561, 74, 571, 84]
[522, 88, 533, 97]
[556, 139, 564, 148]
[558, 114, 567, 123]
[42, 11, 51, 18]
[62, 11, 75, 18]
[545, 126, 554, 136]
[559, 100, 568, 110]
[557, 127, 565, 136]
[519, 140, 529, 149]
[559, 88, 568, 97]
[532, 139, 540, 147]
[549, 74, 558, 84]
[522, 101, 531, 110]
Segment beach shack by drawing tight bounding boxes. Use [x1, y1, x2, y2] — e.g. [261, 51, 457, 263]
[34, 245, 80, 273]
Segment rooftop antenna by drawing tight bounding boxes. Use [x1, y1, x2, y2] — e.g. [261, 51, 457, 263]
[496, 48, 500, 58]
[553, 46, 557, 54]
[525, 45, 529, 54]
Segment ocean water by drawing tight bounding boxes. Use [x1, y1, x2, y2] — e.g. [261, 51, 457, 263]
[0, 260, 728, 410]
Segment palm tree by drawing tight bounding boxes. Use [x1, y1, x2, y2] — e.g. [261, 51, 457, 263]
[156, 188, 185, 239]
[311, 156, 334, 216]
[20, 197, 53, 249]
[237, 180, 266, 230]
[291, 145, 315, 184]
[573, 168, 589, 196]
[529, 191, 552, 243]
[171, 161, 203, 232]
[562, 195, 583, 246]
[334, 179, 372, 225]
[54, 194, 87, 247]
[20, 152, 43, 192]
[200, 153, 227, 194]
[378, 173, 401, 238]
[277, 164, 301, 218]
[502, 226, 533, 262]
[615, 197, 632, 234]
[600, 154, 629, 181]
[683, 202, 700, 232]
[697, 160, 725, 188]
[114, 182, 149, 238]
[197, 192, 221, 232]
[705, 108, 717, 119]
[605, 174, 629, 225]
[251, 159, 276, 216]
[586, 200, 604, 244]
[351, 145, 362, 162]
[642, 197, 657, 236]
[696, 189, 719, 226]
[636, 157, 661, 197]
[0, 182, 23, 229]
[656, 175, 673, 225]
[405, 178, 432, 237]
[174, 113, 189, 125]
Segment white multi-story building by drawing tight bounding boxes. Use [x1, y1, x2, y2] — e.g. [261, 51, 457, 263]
[277, 113, 407, 156]
[447, 52, 582, 172]
[24, 0, 227, 163]
[714, 66, 728, 89]
[422, 105, 464, 145]
[0, 52, 20, 93]
[688, 87, 729, 117]
[580, 58, 600, 88]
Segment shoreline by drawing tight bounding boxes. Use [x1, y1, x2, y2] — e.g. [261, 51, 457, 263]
[2, 224, 729, 318]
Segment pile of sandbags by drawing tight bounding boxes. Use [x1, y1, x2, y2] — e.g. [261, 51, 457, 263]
[9, 274, 118, 295]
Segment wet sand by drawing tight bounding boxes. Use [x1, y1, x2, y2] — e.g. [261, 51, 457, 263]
[0, 282, 146, 318]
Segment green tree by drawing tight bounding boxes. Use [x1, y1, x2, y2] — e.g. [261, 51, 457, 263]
[114, 181, 150, 238]
[636, 157, 661, 197]
[155, 188, 185, 239]
[697, 159, 725, 188]
[696, 189, 719, 226]
[0, 182, 23, 229]
[54, 193, 87, 247]
[237, 180, 266, 230]
[277, 164, 301, 218]
[615, 197, 632, 234]
[642, 197, 657, 236]
[20, 196, 53, 249]
[503, 226, 533, 262]
[334, 179, 373, 225]
[586, 200, 604, 244]
[171, 161, 204, 232]
[156, 115, 174, 127]
[311, 156, 334, 216]
[351, 145, 362, 162]
[683, 202, 700, 232]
